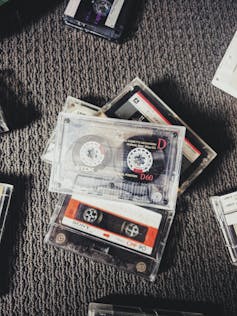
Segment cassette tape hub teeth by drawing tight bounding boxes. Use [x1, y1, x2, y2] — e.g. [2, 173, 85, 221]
[82, 207, 103, 224]
[72, 135, 111, 170]
[79, 141, 106, 167]
[127, 148, 153, 173]
[93, 0, 112, 16]
[124, 223, 140, 238]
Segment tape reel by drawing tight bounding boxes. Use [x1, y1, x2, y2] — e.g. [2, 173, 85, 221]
[72, 135, 112, 172]
[123, 135, 168, 184]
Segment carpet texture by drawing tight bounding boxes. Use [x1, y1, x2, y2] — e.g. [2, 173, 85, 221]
[0, 1, 237, 315]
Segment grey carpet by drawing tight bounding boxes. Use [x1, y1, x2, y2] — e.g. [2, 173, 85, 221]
[0, 0, 237, 315]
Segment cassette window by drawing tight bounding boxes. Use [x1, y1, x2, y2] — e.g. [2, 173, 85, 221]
[41, 96, 100, 164]
[101, 77, 217, 194]
[210, 191, 237, 266]
[63, 0, 133, 41]
[49, 114, 185, 210]
[45, 194, 173, 281]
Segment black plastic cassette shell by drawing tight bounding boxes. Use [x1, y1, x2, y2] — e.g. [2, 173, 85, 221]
[100, 77, 217, 194]
[63, 0, 134, 41]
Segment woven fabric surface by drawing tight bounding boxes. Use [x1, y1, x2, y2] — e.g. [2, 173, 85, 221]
[0, 1, 236, 315]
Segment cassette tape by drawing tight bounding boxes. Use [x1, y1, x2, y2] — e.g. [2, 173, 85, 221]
[0, 183, 13, 245]
[63, 0, 133, 41]
[100, 78, 217, 194]
[88, 303, 205, 316]
[41, 96, 100, 164]
[212, 31, 237, 99]
[210, 191, 237, 266]
[49, 114, 185, 210]
[45, 194, 173, 281]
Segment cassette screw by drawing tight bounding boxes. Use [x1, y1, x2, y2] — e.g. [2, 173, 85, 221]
[136, 262, 147, 273]
[55, 233, 67, 245]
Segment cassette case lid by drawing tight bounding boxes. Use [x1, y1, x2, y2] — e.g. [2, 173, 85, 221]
[49, 114, 185, 210]
[210, 191, 237, 265]
[100, 77, 217, 195]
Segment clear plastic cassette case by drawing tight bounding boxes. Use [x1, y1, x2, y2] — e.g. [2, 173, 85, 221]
[210, 191, 237, 266]
[45, 194, 174, 281]
[42, 96, 100, 164]
[0, 183, 13, 244]
[88, 303, 204, 316]
[49, 114, 185, 210]
[100, 77, 217, 194]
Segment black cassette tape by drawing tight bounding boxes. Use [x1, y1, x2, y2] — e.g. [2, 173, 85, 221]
[49, 114, 185, 210]
[63, 0, 133, 41]
[45, 194, 173, 281]
[0, 183, 13, 245]
[100, 78, 217, 194]
[88, 303, 205, 316]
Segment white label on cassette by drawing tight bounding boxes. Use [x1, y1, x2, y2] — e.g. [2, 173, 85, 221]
[64, 0, 81, 17]
[105, 0, 125, 28]
[129, 92, 201, 163]
[61, 195, 162, 255]
[212, 31, 237, 98]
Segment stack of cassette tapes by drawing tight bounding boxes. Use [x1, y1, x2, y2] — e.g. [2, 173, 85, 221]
[88, 303, 204, 316]
[0, 183, 13, 245]
[43, 78, 216, 281]
[210, 191, 237, 266]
